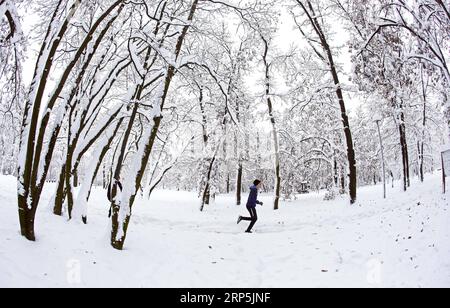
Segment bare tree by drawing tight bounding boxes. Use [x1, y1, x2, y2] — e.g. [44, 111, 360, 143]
[292, 0, 358, 203]
[17, 0, 126, 241]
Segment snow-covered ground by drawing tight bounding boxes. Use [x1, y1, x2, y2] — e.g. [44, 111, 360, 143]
[1, 173, 449, 288]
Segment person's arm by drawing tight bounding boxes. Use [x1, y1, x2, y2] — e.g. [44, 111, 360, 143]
[255, 189, 263, 206]
[256, 194, 263, 206]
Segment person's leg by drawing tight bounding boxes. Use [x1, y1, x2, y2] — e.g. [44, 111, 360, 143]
[240, 207, 254, 221]
[246, 207, 258, 233]
[238, 208, 253, 224]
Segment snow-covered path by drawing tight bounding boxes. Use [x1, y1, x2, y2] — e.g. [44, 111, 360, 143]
[0, 174, 449, 288]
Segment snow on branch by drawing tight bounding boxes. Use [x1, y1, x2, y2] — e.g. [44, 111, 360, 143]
[0, 0, 24, 45]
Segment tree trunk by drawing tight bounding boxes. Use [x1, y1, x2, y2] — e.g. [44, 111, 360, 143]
[330, 67, 357, 204]
[61, 164, 74, 219]
[419, 67, 427, 183]
[17, 0, 124, 241]
[442, 153, 446, 194]
[110, 0, 199, 250]
[298, 0, 357, 204]
[76, 119, 123, 223]
[236, 162, 243, 205]
[340, 169, 346, 194]
[110, 115, 163, 250]
[53, 163, 67, 216]
[419, 141, 424, 183]
[73, 169, 79, 188]
[334, 157, 339, 187]
[261, 36, 281, 210]
[18, 205, 36, 241]
[200, 157, 216, 211]
[65, 111, 75, 219]
[399, 111, 410, 191]
[17, 0, 70, 241]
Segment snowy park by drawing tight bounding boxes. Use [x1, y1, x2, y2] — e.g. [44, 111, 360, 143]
[1, 173, 449, 288]
[1, 0, 450, 290]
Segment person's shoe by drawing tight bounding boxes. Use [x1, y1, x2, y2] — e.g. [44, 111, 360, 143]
[245, 230, 253, 233]
[237, 216, 243, 224]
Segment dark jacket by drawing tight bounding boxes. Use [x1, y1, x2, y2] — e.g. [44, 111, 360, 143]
[246, 185, 262, 208]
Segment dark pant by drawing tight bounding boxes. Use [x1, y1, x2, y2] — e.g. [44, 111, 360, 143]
[241, 207, 258, 232]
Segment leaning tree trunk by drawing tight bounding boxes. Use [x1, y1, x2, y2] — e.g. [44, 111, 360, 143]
[200, 156, 217, 212]
[17, 0, 77, 241]
[110, 0, 199, 250]
[111, 115, 163, 250]
[297, 0, 357, 204]
[329, 59, 357, 204]
[75, 119, 123, 224]
[203, 136, 227, 211]
[196, 84, 213, 208]
[17, 0, 124, 241]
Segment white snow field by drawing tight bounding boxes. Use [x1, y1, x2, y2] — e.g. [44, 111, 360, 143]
[0, 173, 449, 288]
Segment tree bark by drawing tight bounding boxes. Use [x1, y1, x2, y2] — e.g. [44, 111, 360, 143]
[53, 163, 67, 216]
[399, 109, 410, 191]
[236, 162, 243, 205]
[200, 157, 216, 211]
